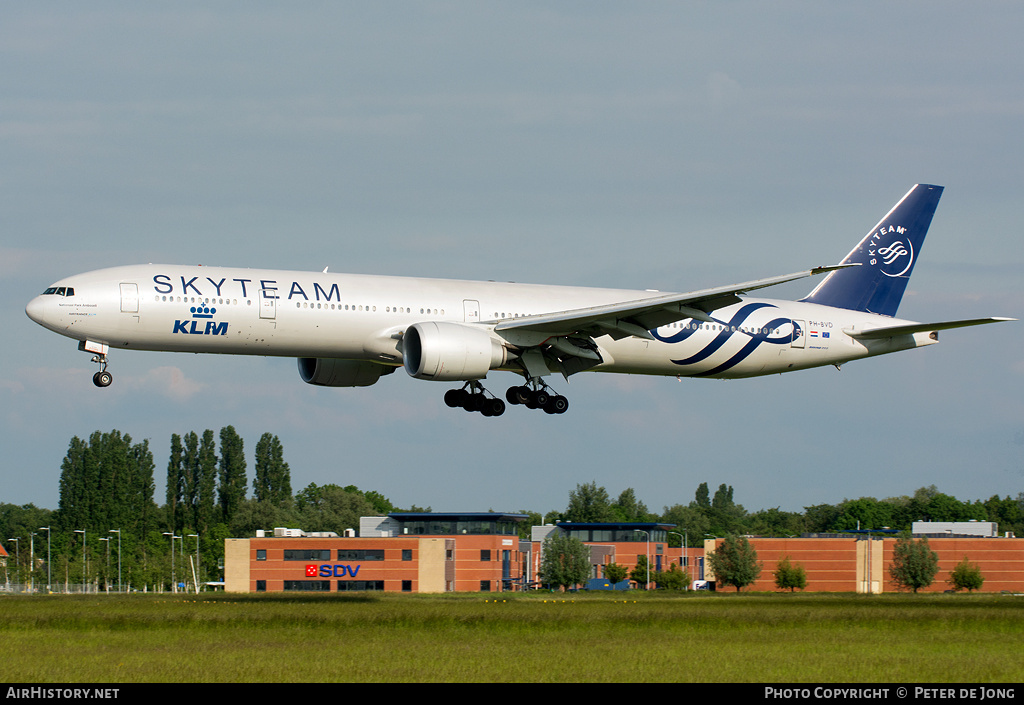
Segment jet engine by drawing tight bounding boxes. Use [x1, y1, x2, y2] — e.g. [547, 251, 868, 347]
[402, 321, 510, 381]
[297, 358, 393, 387]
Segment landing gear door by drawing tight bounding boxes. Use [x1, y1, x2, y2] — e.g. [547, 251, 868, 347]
[119, 283, 139, 313]
[791, 320, 806, 349]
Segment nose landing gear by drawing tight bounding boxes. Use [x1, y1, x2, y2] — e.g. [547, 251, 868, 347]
[91, 355, 112, 387]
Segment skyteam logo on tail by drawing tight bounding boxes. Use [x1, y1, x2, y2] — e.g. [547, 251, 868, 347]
[173, 304, 228, 336]
[869, 225, 914, 278]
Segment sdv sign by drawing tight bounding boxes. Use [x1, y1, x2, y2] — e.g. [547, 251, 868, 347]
[307, 564, 362, 578]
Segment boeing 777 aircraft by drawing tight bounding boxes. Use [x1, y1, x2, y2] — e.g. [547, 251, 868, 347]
[26, 185, 1012, 417]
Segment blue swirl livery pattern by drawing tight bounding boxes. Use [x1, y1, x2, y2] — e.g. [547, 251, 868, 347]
[651, 302, 799, 377]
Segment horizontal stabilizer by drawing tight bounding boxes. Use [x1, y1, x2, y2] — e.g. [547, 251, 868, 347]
[844, 317, 1015, 340]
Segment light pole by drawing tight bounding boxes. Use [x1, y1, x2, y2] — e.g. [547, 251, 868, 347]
[73, 529, 86, 592]
[669, 530, 688, 590]
[38, 527, 50, 593]
[7, 538, 18, 588]
[99, 537, 110, 592]
[109, 529, 121, 593]
[187, 534, 199, 594]
[162, 532, 179, 593]
[634, 530, 650, 590]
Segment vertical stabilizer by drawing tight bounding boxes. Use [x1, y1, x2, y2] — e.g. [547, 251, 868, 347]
[800, 184, 943, 317]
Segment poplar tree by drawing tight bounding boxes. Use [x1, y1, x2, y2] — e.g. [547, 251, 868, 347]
[196, 429, 218, 532]
[254, 433, 292, 506]
[181, 431, 200, 529]
[217, 426, 247, 525]
[166, 434, 184, 533]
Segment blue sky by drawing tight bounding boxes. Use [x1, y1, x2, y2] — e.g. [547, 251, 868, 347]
[2, 2, 1022, 519]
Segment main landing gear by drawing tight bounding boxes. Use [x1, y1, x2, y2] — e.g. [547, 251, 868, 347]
[505, 383, 569, 415]
[444, 381, 507, 417]
[443, 380, 571, 417]
[91, 354, 112, 388]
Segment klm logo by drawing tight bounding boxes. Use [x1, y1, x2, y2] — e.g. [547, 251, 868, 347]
[173, 305, 228, 336]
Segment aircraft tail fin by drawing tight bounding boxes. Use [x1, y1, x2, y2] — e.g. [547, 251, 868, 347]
[800, 184, 943, 317]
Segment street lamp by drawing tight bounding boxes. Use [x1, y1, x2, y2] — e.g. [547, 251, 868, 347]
[109, 530, 121, 593]
[38, 527, 50, 593]
[669, 530, 688, 590]
[99, 538, 110, 591]
[7, 538, 18, 588]
[634, 529, 650, 590]
[187, 534, 199, 594]
[73, 529, 86, 592]
[162, 532, 180, 593]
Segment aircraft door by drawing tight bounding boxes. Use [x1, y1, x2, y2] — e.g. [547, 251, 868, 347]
[463, 299, 480, 324]
[791, 320, 806, 348]
[119, 283, 139, 313]
[260, 290, 277, 320]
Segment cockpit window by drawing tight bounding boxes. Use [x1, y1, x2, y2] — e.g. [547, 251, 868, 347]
[42, 287, 74, 296]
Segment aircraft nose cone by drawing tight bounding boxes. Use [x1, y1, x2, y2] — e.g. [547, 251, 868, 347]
[26, 295, 46, 324]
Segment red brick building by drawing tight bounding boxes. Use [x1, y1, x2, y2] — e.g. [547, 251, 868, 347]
[703, 535, 1024, 593]
[224, 516, 1024, 594]
[226, 513, 528, 593]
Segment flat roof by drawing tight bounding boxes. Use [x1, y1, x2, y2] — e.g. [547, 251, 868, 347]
[388, 513, 530, 522]
[555, 522, 677, 531]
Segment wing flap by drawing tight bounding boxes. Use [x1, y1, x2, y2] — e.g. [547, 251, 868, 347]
[494, 265, 849, 339]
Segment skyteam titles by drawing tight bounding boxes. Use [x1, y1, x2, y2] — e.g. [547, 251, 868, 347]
[152, 274, 342, 302]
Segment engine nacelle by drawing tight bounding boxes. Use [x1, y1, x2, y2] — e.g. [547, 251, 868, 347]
[403, 321, 509, 381]
[297, 358, 391, 387]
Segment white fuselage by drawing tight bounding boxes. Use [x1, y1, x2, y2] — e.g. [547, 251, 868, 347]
[26, 264, 933, 381]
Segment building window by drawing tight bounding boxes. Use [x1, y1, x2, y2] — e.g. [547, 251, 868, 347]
[480, 550, 491, 562]
[480, 581, 491, 592]
[256, 549, 266, 561]
[283, 580, 331, 591]
[283, 549, 331, 561]
[337, 549, 385, 561]
[402, 549, 412, 561]
[336, 581, 385, 592]
[256, 580, 266, 592]
[402, 580, 412, 592]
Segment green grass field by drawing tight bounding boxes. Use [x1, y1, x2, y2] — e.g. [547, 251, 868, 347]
[1, 591, 1021, 683]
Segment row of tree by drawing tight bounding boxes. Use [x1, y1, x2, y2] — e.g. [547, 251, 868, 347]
[707, 534, 986, 593]
[3, 429, 1020, 591]
[543, 481, 1024, 546]
[2, 428, 406, 591]
[539, 531, 987, 593]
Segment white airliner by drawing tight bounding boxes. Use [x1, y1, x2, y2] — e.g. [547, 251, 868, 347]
[26, 185, 1012, 417]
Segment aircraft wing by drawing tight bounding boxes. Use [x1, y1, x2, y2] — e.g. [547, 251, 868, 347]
[494, 265, 849, 342]
[844, 317, 1015, 340]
